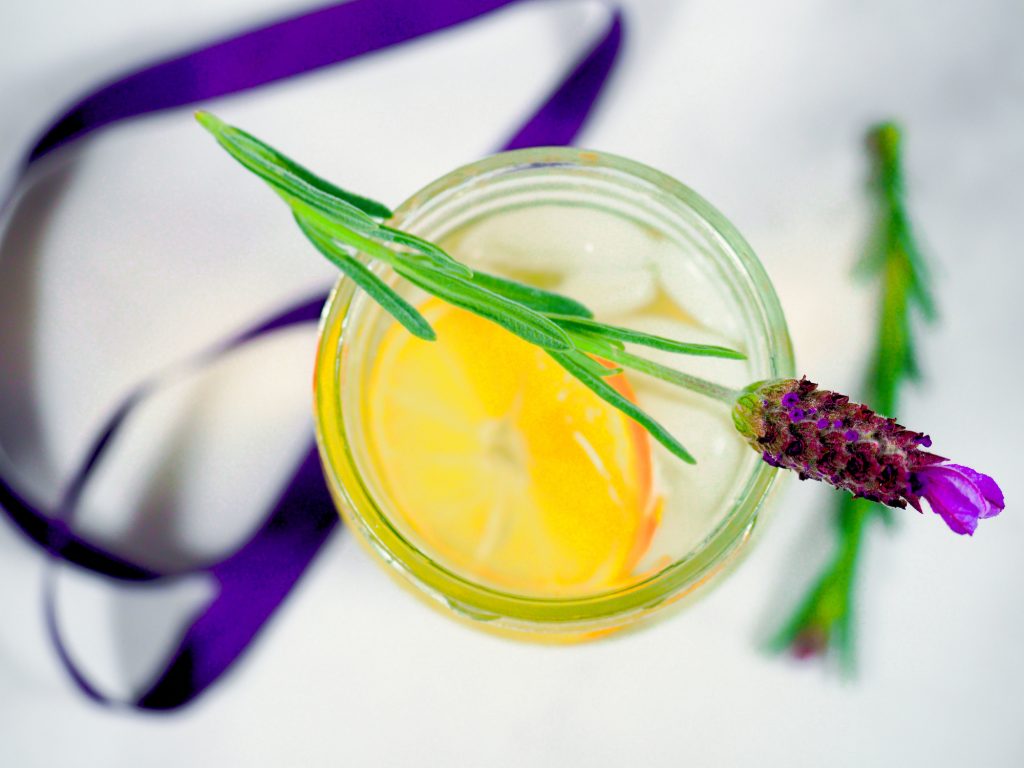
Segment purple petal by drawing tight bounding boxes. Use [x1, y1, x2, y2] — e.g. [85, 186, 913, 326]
[943, 464, 1005, 518]
[917, 464, 996, 535]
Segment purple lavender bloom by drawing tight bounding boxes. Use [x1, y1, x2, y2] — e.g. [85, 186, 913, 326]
[913, 463, 1005, 536]
[732, 377, 1005, 535]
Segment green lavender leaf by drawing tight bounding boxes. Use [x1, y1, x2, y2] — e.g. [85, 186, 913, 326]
[564, 348, 623, 378]
[767, 494, 871, 670]
[287, 196, 416, 270]
[550, 315, 746, 359]
[400, 265, 574, 351]
[288, 196, 468, 281]
[550, 350, 696, 464]
[893, 217, 937, 322]
[296, 215, 436, 341]
[196, 111, 392, 220]
[375, 226, 473, 279]
[858, 121, 938, 416]
[569, 332, 739, 405]
[196, 112, 752, 468]
[196, 112, 381, 232]
[467, 272, 593, 318]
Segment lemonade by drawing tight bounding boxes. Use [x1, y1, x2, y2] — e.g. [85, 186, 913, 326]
[314, 148, 793, 636]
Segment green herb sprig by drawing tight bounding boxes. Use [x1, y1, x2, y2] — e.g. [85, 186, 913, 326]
[196, 112, 746, 465]
[768, 122, 937, 669]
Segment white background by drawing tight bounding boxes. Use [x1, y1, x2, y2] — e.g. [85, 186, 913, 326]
[1, 0, 1022, 765]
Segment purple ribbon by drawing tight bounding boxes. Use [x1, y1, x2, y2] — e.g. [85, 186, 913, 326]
[0, 0, 622, 710]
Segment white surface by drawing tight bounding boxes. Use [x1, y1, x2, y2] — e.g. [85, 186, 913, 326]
[1, 0, 1023, 765]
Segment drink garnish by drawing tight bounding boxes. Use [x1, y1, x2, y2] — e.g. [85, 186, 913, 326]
[196, 113, 1003, 536]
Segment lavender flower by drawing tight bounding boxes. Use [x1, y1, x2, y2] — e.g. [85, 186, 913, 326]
[733, 377, 1004, 535]
[914, 463, 1005, 535]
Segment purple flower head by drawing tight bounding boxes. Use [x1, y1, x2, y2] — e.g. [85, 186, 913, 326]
[732, 377, 1005, 535]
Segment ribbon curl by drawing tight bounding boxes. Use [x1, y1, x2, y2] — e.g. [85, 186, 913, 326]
[0, 0, 624, 710]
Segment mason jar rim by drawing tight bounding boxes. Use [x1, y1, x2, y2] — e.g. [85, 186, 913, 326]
[313, 146, 794, 633]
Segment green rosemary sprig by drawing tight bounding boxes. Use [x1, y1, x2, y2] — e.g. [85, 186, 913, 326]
[196, 112, 746, 465]
[769, 121, 937, 669]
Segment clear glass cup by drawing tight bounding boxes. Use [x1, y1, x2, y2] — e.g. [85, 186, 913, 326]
[314, 147, 794, 640]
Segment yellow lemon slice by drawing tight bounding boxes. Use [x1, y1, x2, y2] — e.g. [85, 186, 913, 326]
[365, 298, 659, 596]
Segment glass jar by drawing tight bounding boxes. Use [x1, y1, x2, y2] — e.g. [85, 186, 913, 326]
[314, 147, 794, 639]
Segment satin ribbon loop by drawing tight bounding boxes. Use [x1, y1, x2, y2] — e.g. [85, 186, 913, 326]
[0, 0, 624, 710]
